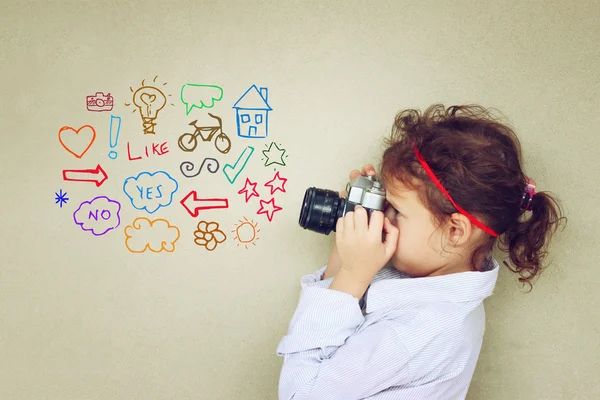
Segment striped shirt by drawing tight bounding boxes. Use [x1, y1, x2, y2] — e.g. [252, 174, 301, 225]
[276, 257, 500, 399]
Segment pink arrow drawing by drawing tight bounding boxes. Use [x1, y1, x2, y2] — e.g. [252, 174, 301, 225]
[180, 190, 229, 217]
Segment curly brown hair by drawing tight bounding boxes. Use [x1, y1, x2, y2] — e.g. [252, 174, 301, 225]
[380, 104, 566, 287]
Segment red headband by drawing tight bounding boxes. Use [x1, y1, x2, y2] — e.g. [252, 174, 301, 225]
[411, 140, 499, 237]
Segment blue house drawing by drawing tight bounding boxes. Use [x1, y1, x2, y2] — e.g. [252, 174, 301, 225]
[232, 85, 272, 138]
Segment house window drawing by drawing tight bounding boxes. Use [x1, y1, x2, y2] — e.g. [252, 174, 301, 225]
[232, 85, 272, 138]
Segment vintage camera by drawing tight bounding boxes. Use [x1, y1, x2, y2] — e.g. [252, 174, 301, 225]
[299, 175, 386, 235]
[86, 92, 114, 112]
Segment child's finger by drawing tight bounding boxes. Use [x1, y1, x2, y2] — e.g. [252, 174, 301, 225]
[382, 216, 399, 258]
[344, 211, 355, 232]
[349, 169, 362, 180]
[361, 164, 376, 176]
[367, 210, 384, 235]
[353, 206, 368, 233]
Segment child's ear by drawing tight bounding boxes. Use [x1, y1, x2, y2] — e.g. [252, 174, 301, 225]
[446, 212, 473, 247]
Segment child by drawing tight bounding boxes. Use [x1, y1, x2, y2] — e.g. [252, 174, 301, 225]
[276, 104, 565, 399]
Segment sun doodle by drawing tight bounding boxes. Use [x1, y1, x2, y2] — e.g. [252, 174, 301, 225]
[231, 217, 260, 249]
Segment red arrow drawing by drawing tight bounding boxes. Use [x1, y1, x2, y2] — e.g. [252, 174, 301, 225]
[62, 164, 108, 187]
[180, 190, 229, 217]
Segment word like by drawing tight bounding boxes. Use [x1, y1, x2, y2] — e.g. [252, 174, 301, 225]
[127, 141, 169, 161]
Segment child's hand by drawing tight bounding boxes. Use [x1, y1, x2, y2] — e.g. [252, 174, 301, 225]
[331, 205, 399, 298]
[324, 164, 378, 280]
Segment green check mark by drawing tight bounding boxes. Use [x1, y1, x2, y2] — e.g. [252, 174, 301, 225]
[223, 146, 254, 184]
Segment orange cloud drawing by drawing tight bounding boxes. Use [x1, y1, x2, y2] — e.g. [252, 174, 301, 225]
[124, 217, 180, 253]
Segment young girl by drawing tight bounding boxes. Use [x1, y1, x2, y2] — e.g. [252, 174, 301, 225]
[276, 104, 565, 399]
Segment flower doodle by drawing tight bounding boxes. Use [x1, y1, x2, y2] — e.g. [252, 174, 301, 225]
[194, 221, 226, 251]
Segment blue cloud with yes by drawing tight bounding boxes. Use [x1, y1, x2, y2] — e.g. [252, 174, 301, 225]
[123, 170, 178, 214]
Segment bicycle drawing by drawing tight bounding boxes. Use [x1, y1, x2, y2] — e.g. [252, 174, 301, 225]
[178, 113, 231, 154]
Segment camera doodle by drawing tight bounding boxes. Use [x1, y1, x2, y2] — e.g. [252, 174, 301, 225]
[86, 92, 114, 112]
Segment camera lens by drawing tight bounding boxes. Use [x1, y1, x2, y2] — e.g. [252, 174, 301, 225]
[299, 187, 346, 235]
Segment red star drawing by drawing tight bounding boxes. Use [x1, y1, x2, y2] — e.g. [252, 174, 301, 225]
[264, 171, 288, 195]
[256, 197, 283, 222]
[238, 177, 260, 203]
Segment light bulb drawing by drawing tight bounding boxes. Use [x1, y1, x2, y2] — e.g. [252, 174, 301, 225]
[125, 76, 174, 135]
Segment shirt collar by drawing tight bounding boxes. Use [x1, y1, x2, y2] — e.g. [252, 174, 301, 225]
[365, 257, 500, 313]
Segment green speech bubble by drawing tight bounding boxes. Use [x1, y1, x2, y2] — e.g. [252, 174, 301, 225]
[180, 84, 224, 115]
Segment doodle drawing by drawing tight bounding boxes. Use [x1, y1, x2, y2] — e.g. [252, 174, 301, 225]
[123, 170, 178, 214]
[73, 196, 121, 236]
[238, 178, 260, 203]
[180, 84, 223, 115]
[108, 115, 121, 159]
[232, 85, 272, 138]
[231, 217, 260, 249]
[86, 92, 114, 112]
[127, 141, 169, 160]
[264, 171, 287, 195]
[194, 221, 226, 251]
[124, 217, 180, 253]
[178, 114, 231, 154]
[256, 197, 282, 222]
[58, 124, 96, 159]
[180, 158, 219, 178]
[62, 164, 108, 187]
[125, 76, 174, 135]
[180, 191, 229, 218]
[223, 146, 254, 184]
[54, 189, 69, 208]
[261, 141, 288, 168]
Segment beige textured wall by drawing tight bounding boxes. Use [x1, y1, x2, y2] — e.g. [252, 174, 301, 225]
[1, 1, 598, 399]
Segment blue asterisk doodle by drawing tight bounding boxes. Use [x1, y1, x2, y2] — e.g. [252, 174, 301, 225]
[54, 189, 69, 208]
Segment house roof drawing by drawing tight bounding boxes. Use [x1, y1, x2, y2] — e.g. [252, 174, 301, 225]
[232, 85, 273, 111]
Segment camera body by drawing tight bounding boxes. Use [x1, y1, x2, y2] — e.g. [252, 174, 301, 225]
[86, 92, 114, 112]
[299, 175, 387, 235]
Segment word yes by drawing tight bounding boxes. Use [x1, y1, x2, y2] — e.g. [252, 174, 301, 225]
[135, 184, 164, 200]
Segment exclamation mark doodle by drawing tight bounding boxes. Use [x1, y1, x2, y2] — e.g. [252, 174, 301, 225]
[109, 115, 121, 159]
